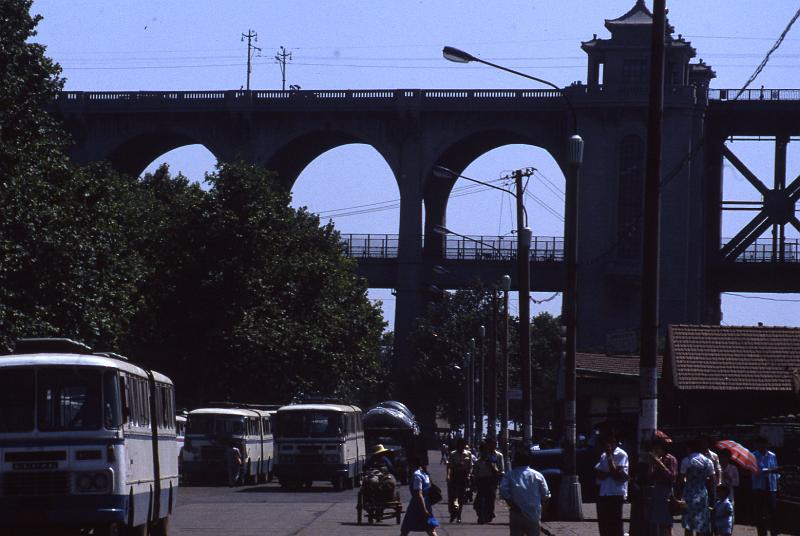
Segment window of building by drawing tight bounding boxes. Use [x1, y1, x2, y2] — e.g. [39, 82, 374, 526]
[617, 135, 645, 259]
[622, 59, 648, 85]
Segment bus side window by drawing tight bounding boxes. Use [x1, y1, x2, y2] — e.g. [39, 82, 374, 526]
[120, 375, 130, 425]
[263, 417, 270, 436]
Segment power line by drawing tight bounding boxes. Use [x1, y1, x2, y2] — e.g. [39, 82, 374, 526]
[734, 6, 800, 99]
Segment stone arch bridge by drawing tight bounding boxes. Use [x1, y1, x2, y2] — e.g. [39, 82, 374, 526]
[51, 86, 800, 361]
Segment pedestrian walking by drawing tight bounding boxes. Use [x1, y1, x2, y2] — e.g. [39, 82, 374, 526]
[751, 436, 780, 536]
[472, 440, 502, 524]
[718, 449, 739, 517]
[226, 443, 243, 486]
[499, 444, 550, 536]
[679, 439, 715, 536]
[446, 438, 472, 523]
[400, 457, 439, 536]
[595, 433, 629, 536]
[440, 442, 449, 464]
[712, 484, 734, 536]
[645, 436, 677, 536]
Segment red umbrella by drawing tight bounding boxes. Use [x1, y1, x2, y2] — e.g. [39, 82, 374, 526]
[655, 430, 672, 443]
[716, 440, 759, 473]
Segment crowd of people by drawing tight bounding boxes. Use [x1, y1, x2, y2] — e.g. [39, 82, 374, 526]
[597, 432, 782, 536]
[395, 431, 786, 536]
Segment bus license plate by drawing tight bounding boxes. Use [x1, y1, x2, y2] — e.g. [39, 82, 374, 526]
[12, 462, 58, 470]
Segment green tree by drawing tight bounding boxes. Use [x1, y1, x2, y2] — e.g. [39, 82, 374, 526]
[0, 2, 150, 350]
[129, 162, 386, 406]
[407, 285, 562, 433]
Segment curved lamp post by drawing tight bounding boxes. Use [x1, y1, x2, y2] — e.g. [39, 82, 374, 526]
[442, 46, 585, 520]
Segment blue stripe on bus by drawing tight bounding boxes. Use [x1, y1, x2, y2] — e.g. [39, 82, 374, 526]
[0, 433, 177, 448]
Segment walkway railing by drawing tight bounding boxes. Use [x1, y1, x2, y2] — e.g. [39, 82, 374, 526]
[723, 237, 800, 263]
[708, 89, 800, 101]
[340, 234, 563, 261]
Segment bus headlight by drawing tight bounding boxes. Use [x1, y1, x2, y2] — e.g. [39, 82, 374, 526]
[77, 473, 94, 492]
[75, 471, 111, 493]
[93, 472, 109, 490]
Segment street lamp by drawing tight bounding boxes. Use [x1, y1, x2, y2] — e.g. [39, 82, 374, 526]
[443, 46, 585, 520]
[433, 166, 534, 444]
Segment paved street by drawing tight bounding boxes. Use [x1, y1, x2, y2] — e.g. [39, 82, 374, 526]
[172, 452, 759, 535]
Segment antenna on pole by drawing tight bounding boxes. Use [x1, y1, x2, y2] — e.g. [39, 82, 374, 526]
[241, 29, 261, 91]
[275, 46, 293, 91]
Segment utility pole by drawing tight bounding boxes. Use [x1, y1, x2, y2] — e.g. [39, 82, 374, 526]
[488, 291, 499, 440]
[639, 0, 667, 449]
[515, 169, 534, 443]
[477, 326, 485, 441]
[275, 46, 293, 91]
[500, 274, 511, 464]
[241, 30, 261, 91]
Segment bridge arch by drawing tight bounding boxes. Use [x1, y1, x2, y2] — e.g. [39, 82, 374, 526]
[423, 127, 567, 258]
[263, 129, 398, 191]
[106, 130, 225, 178]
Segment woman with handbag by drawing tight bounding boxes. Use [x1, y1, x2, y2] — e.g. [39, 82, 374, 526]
[400, 457, 440, 536]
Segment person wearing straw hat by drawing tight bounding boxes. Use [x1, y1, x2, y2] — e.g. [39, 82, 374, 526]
[366, 443, 395, 475]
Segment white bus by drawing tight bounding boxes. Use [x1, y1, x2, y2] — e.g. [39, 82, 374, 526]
[181, 406, 274, 485]
[0, 338, 178, 535]
[273, 402, 366, 490]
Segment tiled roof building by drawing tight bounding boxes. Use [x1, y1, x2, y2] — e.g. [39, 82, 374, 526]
[662, 325, 800, 426]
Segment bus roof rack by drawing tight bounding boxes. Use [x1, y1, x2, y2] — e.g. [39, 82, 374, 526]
[205, 401, 283, 411]
[293, 393, 348, 405]
[12, 338, 92, 355]
[93, 352, 130, 362]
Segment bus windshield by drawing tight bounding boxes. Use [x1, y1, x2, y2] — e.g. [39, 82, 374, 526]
[38, 367, 103, 431]
[276, 411, 344, 438]
[187, 414, 245, 436]
[0, 367, 122, 433]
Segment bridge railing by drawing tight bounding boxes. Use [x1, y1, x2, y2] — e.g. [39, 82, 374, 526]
[723, 237, 800, 263]
[340, 234, 564, 261]
[709, 89, 800, 101]
[55, 88, 565, 106]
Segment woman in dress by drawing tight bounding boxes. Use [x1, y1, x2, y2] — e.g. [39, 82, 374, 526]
[400, 457, 439, 536]
[679, 439, 715, 536]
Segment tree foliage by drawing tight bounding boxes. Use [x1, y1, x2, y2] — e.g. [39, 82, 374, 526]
[407, 285, 562, 431]
[0, 2, 146, 351]
[0, 2, 386, 406]
[128, 163, 386, 406]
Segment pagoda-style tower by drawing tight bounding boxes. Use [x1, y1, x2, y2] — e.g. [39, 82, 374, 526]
[570, 1, 717, 351]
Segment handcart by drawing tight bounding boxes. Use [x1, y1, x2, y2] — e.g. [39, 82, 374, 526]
[356, 469, 403, 525]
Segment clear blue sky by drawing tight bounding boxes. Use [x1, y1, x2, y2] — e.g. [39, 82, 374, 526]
[31, 0, 800, 331]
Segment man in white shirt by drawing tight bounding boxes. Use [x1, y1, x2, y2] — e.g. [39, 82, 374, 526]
[500, 444, 550, 536]
[595, 435, 629, 536]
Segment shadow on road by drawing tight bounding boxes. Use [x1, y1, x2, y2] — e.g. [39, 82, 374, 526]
[236, 485, 343, 493]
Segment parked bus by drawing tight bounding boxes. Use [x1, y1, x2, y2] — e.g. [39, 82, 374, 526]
[181, 405, 274, 485]
[0, 338, 178, 535]
[273, 401, 365, 490]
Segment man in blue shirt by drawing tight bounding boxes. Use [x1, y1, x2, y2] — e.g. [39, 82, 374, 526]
[500, 444, 550, 536]
[752, 436, 780, 536]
